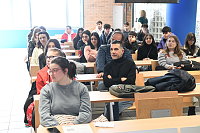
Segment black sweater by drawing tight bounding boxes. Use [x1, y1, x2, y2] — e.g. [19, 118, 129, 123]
[103, 57, 136, 88]
[137, 44, 158, 60]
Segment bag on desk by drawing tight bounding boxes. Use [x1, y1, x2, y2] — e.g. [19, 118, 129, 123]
[109, 84, 156, 98]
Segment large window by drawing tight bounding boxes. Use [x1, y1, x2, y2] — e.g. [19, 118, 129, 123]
[0, 0, 83, 29]
[133, 3, 167, 42]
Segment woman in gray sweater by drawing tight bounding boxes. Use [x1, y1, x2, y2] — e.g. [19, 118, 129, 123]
[39, 57, 92, 127]
[158, 35, 187, 70]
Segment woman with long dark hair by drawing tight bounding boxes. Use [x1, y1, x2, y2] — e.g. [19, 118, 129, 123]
[73, 28, 84, 50]
[30, 31, 50, 65]
[183, 32, 200, 56]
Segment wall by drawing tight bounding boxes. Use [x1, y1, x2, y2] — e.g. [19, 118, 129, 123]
[0, 29, 66, 48]
[83, 0, 123, 31]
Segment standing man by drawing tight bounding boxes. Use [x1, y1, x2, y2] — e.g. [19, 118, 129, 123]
[93, 20, 104, 36]
[103, 40, 136, 120]
[61, 26, 76, 42]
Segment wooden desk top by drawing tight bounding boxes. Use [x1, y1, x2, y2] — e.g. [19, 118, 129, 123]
[76, 74, 102, 82]
[141, 70, 200, 79]
[37, 115, 200, 133]
[34, 84, 200, 103]
[135, 60, 152, 66]
[33, 91, 133, 103]
[89, 91, 133, 103]
[188, 57, 200, 62]
[31, 74, 101, 83]
[62, 49, 76, 53]
[82, 62, 95, 68]
[66, 56, 80, 60]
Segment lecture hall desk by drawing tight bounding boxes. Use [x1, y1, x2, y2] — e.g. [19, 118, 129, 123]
[37, 115, 200, 133]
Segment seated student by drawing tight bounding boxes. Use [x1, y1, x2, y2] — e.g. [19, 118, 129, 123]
[39, 39, 61, 69]
[103, 40, 136, 120]
[73, 28, 84, 50]
[27, 27, 42, 71]
[157, 26, 174, 51]
[61, 26, 76, 42]
[137, 34, 158, 60]
[77, 30, 93, 63]
[30, 31, 50, 66]
[25, 48, 66, 127]
[158, 35, 187, 70]
[39, 57, 92, 127]
[96, 31, 132, 78]
[137, 24, 149, 42]
[36, 48, 65, 94]
[100, 24, 113, 45]
[124, 31, 138, 54]
[84, 32, 101, 62]
[183, 32, 200, 57]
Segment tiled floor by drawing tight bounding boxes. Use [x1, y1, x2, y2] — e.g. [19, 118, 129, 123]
[0, 48, 199, 133]
[0, 48, 33, 133]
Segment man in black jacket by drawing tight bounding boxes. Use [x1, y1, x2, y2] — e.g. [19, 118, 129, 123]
[103, 40, 136, 120]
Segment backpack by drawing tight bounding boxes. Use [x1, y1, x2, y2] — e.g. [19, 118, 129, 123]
[24, 81, 37, 127]
[109, 84, 156, 98]
[174, 60, 200, 71]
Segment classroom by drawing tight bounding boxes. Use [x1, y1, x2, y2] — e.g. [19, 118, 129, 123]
[1, 0, 200, 133]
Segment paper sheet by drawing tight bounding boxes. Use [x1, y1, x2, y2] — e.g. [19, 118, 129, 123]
[62, 124, 93, 133]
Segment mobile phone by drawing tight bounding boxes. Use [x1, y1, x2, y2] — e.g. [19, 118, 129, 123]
[47, 127, 61, 133]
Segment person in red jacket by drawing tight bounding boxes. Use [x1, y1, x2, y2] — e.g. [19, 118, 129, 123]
[36, 48, 66, 94]
[61, 26, 76, 42]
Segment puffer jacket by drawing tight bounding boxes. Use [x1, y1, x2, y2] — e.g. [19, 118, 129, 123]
[145, 69, 196, 92]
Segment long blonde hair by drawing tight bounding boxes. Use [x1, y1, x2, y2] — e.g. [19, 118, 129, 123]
[140, 10, 146, 18]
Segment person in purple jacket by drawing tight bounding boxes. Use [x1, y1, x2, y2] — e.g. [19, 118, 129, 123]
[157, 26, 174, 52]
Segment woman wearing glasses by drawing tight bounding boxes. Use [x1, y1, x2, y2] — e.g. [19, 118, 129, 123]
[38, 39, 61, 69]
[183, 32, 200, 57]
[84, 32, 101, 62]
[39, 57, 92, 127]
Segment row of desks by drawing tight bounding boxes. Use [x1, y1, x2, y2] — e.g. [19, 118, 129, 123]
[37, 115, 200, 133]
[31, 70, 200, 85]
[34, 84, 200, 123]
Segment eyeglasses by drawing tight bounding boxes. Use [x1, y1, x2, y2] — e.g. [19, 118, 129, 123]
[47, 68, 62, 74]
[46, 56, 57, 59]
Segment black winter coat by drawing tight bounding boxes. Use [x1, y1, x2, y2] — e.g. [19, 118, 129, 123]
[145, 69, 196, 92]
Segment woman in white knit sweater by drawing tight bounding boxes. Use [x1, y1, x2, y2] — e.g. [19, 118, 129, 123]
[158, 35, 187, 70]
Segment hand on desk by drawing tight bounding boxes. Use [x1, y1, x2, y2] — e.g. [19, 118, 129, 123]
[96, 72, 104, 78]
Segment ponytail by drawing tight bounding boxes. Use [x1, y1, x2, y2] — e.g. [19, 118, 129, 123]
[68, 62, 76, 79]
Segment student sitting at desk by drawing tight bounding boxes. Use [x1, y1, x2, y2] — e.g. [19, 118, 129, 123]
[39, 57, 92, 127]
[30, 31, 50, 66]
[84, 32, 101, 62]
[158, 35, 187, 70]
[183, 32, 200, 57]
[103, 40, 136, 121]
[96, 31, 132, 78]
[36, 48, 65, 94]
[38, 39, 61, 69]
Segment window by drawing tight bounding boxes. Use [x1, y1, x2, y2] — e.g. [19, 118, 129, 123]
[0, 0, 83, 29]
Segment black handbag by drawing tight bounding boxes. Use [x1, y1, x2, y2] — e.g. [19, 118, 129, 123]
[109, 84, 156, 98]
